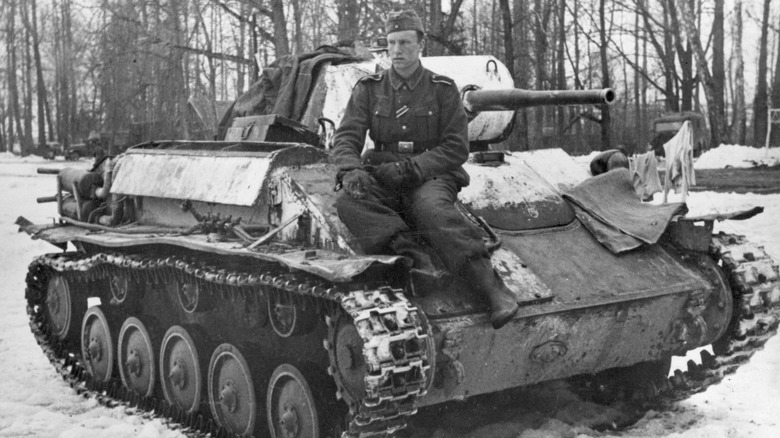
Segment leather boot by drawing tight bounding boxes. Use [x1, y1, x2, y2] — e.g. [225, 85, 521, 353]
[390, 235, 449, 293]
[464, 257, 519, 329]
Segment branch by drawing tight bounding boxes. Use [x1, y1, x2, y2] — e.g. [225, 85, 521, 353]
[426, 33, 464, 55]
[141, 36, 253, 65]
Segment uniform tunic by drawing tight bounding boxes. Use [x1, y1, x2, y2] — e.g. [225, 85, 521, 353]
[332, 64, 487, 271]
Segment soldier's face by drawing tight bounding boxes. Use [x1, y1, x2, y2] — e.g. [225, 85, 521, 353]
[387, 30, 424, 72]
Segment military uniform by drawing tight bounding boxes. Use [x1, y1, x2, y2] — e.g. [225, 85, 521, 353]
[332, 64, 488, 272]
[331, 8, 519, 329]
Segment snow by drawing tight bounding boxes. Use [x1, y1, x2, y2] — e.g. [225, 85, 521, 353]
[694, 144, 780, 170]
[2, 149, 779, 438]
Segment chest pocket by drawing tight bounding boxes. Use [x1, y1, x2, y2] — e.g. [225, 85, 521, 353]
[411, 104, 439, 142]
[370, 96, 392, 140]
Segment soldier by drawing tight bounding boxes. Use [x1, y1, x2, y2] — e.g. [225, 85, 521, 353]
[331, 9, 519, 329]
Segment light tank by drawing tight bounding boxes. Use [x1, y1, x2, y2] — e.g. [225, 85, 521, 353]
[18, 53, 780, 438]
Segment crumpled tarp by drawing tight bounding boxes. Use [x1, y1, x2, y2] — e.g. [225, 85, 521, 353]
[217, 46, 362, 139]
[563, 168, 688, 254]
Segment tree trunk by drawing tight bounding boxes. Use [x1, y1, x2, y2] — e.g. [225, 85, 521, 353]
[668, 0, 693, 111]
[7, 1, 26, 154]
[270, 0, 289, 57]
[533, 0, 551, 139]
[22, 2, 34, 154]
[512, 0, 531, 150]
[4, 1, 15, 153]
[291, 0, 302, 54]
[598, 0, 612, 150]
[556, 0, 565, 134]
[769, 4, 780, 145]
[731, 0, 746, 144]
[22, 0, 47, 147]
[713, 0, 725, 128]
[634, 2, 642, 149]
[498, 0, 515, 79]
[753, 0, 771, 146]
[677, 0, 728, 149]
[336, 0, 359, 43]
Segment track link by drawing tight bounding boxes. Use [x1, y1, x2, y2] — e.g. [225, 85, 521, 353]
[661, 232, 780, 398]
[326, 289, 434, 437]
[25, 251, 433, 438]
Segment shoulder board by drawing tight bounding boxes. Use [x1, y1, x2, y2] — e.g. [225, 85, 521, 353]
[358, 73, 383, 83]
[431, 74, 455, 86]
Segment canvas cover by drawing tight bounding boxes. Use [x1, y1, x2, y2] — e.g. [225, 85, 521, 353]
[563, 168, 687, 253]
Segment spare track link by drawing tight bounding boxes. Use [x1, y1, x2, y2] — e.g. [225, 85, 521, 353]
[326, 289, 434, 437]
[655, 232, 780, 402]
[25, 251, 432, 438]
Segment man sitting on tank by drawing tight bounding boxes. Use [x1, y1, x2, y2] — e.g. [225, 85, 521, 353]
[330, 9, 519, 329]
[590, 148, 630, 176]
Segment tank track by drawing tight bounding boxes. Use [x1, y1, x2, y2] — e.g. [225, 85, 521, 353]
[25, 251, 433, 438]
[656, 232, 780, 400]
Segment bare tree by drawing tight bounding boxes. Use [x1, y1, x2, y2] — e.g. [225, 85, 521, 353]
[21, 0, 48, 146]
[677, 0, 728, 148]
[713, 0, 725, 126]
[769, 5, 780, 145]
[753, 0, 771, 146]
[337, 0, 360, 42]
[730, 0, 746, 144]
[7, 1, 26, 154]
[598, 0, 612, 149]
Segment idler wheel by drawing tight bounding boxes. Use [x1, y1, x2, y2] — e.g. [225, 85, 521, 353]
[267, 364, 320, 438]
[208, 343, 258, 436]
[160, 326, 203, 413]
[45, 274, 84, 343]
[80, 307, 115, 382]
[117, 317, 156, 397]
[268, 294, 315, 338]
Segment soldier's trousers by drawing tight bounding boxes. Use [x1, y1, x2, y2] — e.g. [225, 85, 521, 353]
[335, 176, 488, 271]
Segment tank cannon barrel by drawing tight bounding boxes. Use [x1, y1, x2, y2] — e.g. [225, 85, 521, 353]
[463, 88, 616, 112]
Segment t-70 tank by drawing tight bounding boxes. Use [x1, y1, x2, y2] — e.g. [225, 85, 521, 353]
[18, 53, 780, 438]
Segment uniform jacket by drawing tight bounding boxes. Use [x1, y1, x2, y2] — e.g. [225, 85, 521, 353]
[331, 63, 470, 187]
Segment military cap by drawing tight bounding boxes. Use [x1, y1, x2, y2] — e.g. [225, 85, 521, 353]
[385, 10, 424, 34]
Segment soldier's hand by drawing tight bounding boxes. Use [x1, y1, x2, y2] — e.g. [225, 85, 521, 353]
[374, 160, 418, 191]
[342, 169, 373, 199]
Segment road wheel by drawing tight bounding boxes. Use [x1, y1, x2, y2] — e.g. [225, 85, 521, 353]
[160, 326, 204, 413]
[208, 343, 258, 437]
[81, 307, 115, 383]
[118, 317, 157, 397]
[66, 151, 80, 161]
[267, 364, 321, 438]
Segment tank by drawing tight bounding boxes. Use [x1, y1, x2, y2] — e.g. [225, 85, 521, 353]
[18, 54, 780, 438]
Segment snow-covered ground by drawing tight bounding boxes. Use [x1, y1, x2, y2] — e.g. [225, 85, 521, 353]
[1, 148, 778, 438]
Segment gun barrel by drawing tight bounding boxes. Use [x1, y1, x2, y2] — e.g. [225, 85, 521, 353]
[37, 168, 61, 175]
[464, 88, 616, 112]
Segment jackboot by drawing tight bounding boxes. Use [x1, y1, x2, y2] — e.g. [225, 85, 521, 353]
[390, 234, 449, 294]
[464, 257, 519, 329]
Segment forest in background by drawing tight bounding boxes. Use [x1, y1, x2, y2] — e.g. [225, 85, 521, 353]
[2, 0, 780, 156]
